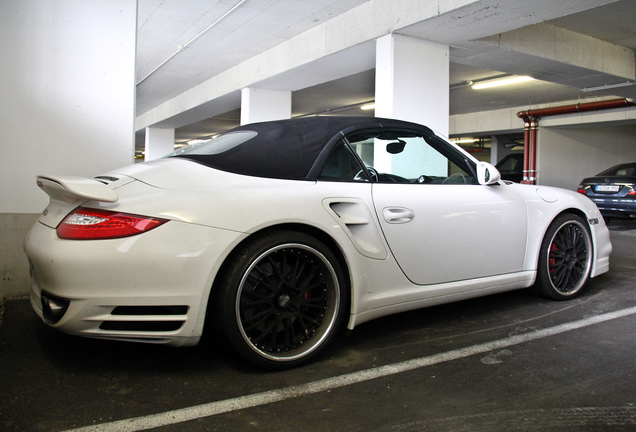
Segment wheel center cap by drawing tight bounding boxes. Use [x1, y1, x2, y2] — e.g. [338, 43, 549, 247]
[277, 293, 291, 308]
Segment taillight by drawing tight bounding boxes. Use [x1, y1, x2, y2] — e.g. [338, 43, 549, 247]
[57, 208, 168, 240]
[577, 184, 587, 195]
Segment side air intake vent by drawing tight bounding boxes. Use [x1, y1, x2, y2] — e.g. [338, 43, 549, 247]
[99, 305, 189, 332]
[99, 321, 184, 332]
[94, 176, 120, 184]
[111, 306, 188, 315]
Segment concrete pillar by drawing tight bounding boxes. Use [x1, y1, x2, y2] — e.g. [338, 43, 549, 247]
[491, 134, 523, 165]
[240, 87, 292, 125]
[144, 127, 175, 161]
[490, 135, 501, 165]
[375, 34, 449, 136]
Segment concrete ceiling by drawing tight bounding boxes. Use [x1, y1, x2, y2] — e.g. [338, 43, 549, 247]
[135, 0, 636, 147]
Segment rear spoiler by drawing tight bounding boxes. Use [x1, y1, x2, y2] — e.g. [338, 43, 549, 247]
[37, 175, 119, 203]
[36, 176, 119, 228]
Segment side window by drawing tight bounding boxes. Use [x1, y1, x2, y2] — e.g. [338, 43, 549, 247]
[345, 129, 476, 184]
[318, 139, 367, 181]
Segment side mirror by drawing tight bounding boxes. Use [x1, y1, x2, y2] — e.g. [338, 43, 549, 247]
[476, 162, 501, 185]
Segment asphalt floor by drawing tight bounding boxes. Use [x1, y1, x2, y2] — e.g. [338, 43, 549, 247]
[1, 221, 636, 431]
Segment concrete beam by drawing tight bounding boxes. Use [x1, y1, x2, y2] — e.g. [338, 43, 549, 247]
[450, 98, 636, 136]
[474, 23, 635, 84]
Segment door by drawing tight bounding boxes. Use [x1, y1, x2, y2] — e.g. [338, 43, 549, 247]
[344, 129, 528, 285]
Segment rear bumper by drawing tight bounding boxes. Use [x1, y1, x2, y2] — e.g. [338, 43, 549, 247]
[590, 197, 636, 218]
[24, 219, 245, 346]
[600, 209, 636, 219]
[29, 282, 199, 346]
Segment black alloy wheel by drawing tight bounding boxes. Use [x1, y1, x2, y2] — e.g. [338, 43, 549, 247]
[533, 213, 593, 300]
[215, 230, 346, 369]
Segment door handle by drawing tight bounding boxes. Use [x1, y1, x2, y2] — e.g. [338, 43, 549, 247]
[383, 207, 415, 224]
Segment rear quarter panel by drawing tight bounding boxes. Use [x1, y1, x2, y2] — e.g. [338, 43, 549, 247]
[93, 167, 414, 327]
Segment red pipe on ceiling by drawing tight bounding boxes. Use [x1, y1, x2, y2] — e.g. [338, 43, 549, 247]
[516, 98, 635, 184]
[518, 98, 634, 119]
[522, 118, 531, 183]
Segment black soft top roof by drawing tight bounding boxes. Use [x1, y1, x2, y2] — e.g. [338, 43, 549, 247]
[171, 116, 435, 180]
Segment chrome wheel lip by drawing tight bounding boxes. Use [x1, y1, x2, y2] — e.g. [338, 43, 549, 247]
[235, 243, 340, 363]
[546, 219, 592, 295]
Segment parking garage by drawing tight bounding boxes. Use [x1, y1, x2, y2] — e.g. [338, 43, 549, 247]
[1, 1, 636, 431]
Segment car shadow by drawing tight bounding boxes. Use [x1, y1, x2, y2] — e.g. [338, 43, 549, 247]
[30, 314, 248, 375]
[606, 216, 636, 229]
[19, 270, 612, 380]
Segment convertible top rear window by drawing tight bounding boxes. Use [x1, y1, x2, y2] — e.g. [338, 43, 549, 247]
[170, 131, 258, 157]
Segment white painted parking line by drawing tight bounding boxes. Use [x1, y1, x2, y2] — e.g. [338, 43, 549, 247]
[65, 306, 636, 432]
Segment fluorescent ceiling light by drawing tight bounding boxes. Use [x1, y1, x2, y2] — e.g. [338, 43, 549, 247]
[581, 81, 636, 92]
[452, 138, 477, 144]
[472, 76, 534, 90]
[450, 80, 474, 90]
[361, 103, 376, 110]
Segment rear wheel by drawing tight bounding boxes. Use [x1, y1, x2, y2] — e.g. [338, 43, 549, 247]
[532, 213, 593, 300]
[215, 230, 346, 369]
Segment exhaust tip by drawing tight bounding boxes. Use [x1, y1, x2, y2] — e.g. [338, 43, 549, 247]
[41, 292, 70, 324]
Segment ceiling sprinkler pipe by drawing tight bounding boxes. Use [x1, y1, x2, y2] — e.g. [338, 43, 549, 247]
[137, 0, 249, 86]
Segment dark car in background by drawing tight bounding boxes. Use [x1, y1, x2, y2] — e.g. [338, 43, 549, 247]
[577, 162, 636, 222]
[495, 152, 524, 183]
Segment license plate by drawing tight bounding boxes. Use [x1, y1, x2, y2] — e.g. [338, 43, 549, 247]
[595, 185, 620, 192]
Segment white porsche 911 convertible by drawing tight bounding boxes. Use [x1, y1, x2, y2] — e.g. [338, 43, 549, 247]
[24, 116, 612, 369]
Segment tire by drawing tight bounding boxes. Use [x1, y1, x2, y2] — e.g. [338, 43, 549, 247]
[532, 213, 593, 300]
[215, 230, 347, 369]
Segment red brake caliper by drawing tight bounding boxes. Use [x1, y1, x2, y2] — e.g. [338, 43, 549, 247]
[302, 290, 311, 314]
[548, 243, 558, 273]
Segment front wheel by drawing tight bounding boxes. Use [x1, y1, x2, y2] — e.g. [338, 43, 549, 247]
[532, 213, 593, 300]
[215, 230, 347, 369]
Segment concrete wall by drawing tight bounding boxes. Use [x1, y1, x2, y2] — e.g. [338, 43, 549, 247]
[0, 214, 39, 298]
[0, 1, 137, 299]
[538, 123, 636, 190]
